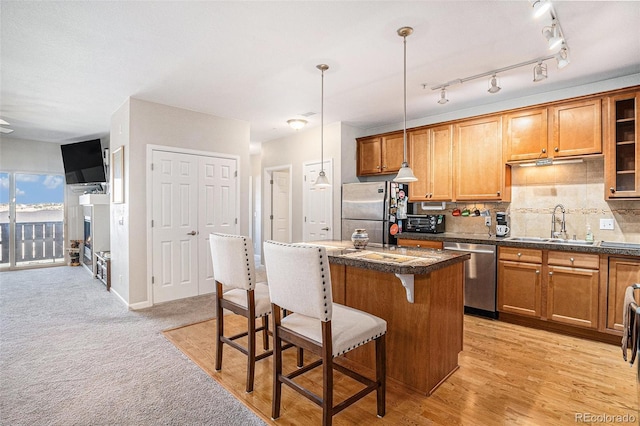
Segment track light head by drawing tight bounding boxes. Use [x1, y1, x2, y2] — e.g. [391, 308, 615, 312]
[555, 45, 570, 69]
[437, 88, 449, 104]
[543, 20, 563, 50]
[488, 74, 501, 94]
[533, 62, 548, 82]
[532, 0, 552, 18]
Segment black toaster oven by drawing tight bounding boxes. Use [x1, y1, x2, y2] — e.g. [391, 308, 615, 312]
[404, 214, 446, 233]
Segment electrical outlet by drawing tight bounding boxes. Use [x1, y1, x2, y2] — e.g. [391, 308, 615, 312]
[485, 217, 491, 226]
[600, 218, 615, 230]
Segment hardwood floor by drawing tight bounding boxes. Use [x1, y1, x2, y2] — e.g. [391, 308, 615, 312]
[163, 314, 638, 425]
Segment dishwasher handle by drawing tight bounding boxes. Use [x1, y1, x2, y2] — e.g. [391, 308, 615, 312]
[443, 247, 496, 255]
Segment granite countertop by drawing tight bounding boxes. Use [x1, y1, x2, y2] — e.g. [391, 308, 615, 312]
[305, 240, 470, 275]
[397, 232, 640, 257]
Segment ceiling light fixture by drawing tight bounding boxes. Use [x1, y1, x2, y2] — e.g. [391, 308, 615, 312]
[555, 44, 570, 69]
[533, 61, 548, 82]
[0, 118, 14, 134]
[287, 118, 307, 130]
[393, 26, 418, 183]
[542, 19, 563, 50]
[437, 88, 449, 104]
[531, 0, 552, 19]
[315, 64, 331, 189]
[487, 74, 501, 94]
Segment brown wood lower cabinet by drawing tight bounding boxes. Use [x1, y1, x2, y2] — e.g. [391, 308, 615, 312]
[607, 257, 640, 331]
[497, 247, 542, 317]
[546, 251, 599, 329]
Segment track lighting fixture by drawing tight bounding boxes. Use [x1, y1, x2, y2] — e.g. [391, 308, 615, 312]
[287, 118, 307, 130]
[533, 61, 548, 82]
[555, 44, 570, 69]
[542, 19, 563, 50]
[487, 74, 501, 94]
[531, 0, 552, 19]
[437, 88, 449, 105]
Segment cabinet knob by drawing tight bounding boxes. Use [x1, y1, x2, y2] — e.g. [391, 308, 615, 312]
[554, 147, 559, 152]
[497, 191, 501, 196]
[416, 244, 421, 248]
[549, 271, 554, 276]
[382, 165, 387, 169]
[517, 252, 522, 257]
[570, 257, 574, 263]
[535, 270, 540, 274]
[610, 187, 616, 194]
[542, 148, 547, 154]
[376, 166, 381, 170]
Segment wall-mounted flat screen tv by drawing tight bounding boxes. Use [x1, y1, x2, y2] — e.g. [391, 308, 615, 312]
[60, 139, 107, 185]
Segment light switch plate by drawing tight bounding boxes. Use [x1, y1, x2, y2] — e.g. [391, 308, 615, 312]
[600, 218, 615, 230]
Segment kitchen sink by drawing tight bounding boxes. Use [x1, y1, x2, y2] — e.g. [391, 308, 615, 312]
[503, 236, 549, 243]
[599, 241, 640, 250]
[504, 236, 597, 246]
[546, 238, 597, 246]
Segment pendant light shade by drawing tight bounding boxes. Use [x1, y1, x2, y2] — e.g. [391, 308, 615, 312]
[393, 26, 417, 183]
[314, 64, 331, 189]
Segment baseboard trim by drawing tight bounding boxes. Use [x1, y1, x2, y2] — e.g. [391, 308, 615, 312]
[129, 299, 153, 310]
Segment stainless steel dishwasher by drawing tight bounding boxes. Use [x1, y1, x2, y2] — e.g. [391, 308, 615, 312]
[443, 242, 497, 319]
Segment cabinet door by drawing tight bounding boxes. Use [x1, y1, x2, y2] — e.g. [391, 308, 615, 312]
[408, 130, 430, 201]
[381, 133, 405, 174]
[605, 91, 640, 199]
[504, 108, 548, 161]
[550, 98, 602, 157]
[454, 116, 505, 200]
[547, 265, 599, 329]
[357, 137, 382, 175]
[430, 125, 453, 201]
[498, 260, 542, 317]
[607, 257, 640, 331]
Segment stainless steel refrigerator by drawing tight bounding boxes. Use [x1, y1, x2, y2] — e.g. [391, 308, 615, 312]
[341, 182, 409, 246]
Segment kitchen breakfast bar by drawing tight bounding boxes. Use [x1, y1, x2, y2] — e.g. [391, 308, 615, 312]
[311, 241, 470, 396]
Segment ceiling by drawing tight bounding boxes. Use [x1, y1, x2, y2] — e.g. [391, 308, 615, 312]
[1, 1, 639, 147]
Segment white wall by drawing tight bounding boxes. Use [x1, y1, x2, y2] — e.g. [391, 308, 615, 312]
[261, 121, 361, 245]
[111, 98, 251, 306]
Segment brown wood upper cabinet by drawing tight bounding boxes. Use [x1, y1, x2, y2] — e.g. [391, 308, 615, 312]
[408, 126, 453, 202]
[503, 108, 549, 161]
[454, 116, 509, 201]
[504, 99, 602, 162]
[549, 98, 602, 157]
[356, 132, 405, 176]
[605, 90, 640, 199]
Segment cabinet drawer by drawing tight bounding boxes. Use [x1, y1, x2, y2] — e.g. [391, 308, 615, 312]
[397, 239, 443, 250]
[548, 251, 599, 269]
[499, 247, 542, 263]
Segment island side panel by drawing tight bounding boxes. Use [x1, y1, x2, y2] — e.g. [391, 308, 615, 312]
[339, 262, 464, 395]
[330, 264, 346, 305]
[425, 262, 464, 394]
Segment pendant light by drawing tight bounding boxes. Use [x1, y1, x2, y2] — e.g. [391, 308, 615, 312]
[315, 64, 331, 188]
[393, 26, 418, 183]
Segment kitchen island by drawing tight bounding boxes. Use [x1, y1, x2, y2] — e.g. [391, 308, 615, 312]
[308, 241, 470, 396]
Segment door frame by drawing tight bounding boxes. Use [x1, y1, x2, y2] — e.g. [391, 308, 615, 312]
[302, 158, 334, 242]
[262, 164, 292, 245]
[145, 144, 240, 306]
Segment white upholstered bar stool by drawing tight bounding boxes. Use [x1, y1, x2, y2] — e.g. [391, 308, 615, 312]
[263, 240, 387, 426]
[209, 233, 272, 393]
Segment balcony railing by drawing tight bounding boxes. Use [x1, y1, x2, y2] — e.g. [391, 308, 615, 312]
[0, 221, 64, 265]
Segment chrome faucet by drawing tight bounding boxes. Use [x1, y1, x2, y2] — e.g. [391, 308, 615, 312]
[551, 204, 566, 238]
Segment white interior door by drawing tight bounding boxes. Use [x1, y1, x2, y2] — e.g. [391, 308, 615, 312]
[271, 170, 290, 243]
[198, 156, 237, 294]
[151, 151, 199, 303]
[303, 160, 333, 242]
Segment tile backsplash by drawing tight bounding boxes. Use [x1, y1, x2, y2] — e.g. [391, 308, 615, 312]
[413, 157, 640, 242]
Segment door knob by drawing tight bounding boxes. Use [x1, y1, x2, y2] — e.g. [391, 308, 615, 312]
[187, 231, 197, 236]
[321, 227, 330, 231]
